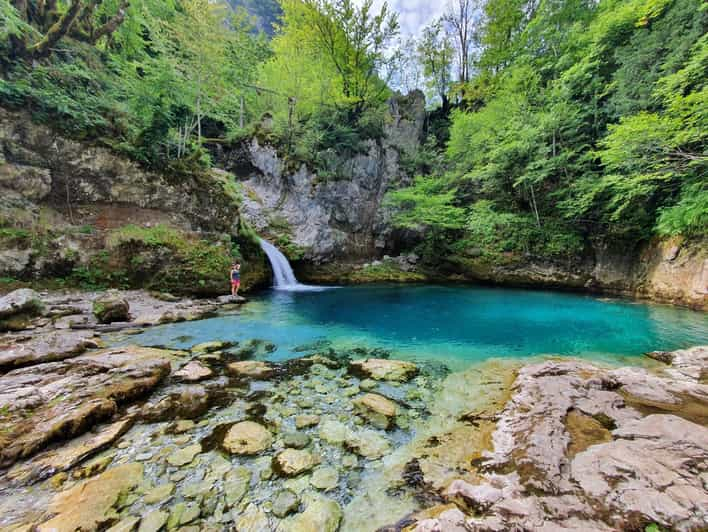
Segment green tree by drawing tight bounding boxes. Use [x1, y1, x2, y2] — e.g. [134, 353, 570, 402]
[417, 19, 454, 110]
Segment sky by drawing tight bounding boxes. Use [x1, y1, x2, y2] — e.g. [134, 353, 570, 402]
[364, 0, 448, 36]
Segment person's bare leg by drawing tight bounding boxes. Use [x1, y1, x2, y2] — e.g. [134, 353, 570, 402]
[231, 283, 236, 296]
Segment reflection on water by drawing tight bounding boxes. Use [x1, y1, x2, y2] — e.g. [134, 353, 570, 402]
[125, 285, 708, 369]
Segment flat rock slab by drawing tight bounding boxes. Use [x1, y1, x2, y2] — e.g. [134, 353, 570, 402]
[7, 418, 133, 485]
[350, 358, 418, 382]
[0, 330, 101, 372]
[0, 346, 173, 467]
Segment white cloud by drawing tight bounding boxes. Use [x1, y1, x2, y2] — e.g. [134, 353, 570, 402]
[361, 0, 447, 36]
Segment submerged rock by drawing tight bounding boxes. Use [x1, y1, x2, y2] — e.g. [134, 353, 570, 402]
[224, 466, 252, 507]
[167, 443, 202, 467]
[273, 449, 316, 477]
[92, 290, 130, 324]
[222, 421, 272, 455]
[318, 418, 349, 444]
[295, 414, 320, 429]
[352, 393, 398, 429]
[143, 482, 175, 504]
[350, 358, 418, 382]
[227, 360, 275, 379]
[36, 463, 143, 531]
[138, 509, 169, 532]
[236, 504, 271, 532]
[310, 466, 339, 491]
[277, 494, 342, 532]
[272, 489, 300, 518]
[191, 340, 231, 354]
[346, 429, 390, 459]
[282, 431, 311, 449]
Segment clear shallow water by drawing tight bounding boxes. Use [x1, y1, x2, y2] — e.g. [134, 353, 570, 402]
[126, 285, 707, 370]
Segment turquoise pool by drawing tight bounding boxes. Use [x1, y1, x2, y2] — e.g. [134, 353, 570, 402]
[126, 285, 708, 370]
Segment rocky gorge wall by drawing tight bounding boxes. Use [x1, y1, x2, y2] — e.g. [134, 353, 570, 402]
[446, 236, 707, 310]
[220, 92, 426, 263]
[0, 108, 269, 294]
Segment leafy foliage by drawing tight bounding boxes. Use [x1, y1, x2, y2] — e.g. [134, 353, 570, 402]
[389, 0, 708, 262]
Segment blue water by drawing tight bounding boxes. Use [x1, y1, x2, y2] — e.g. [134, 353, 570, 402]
[126, 285, 707, 370]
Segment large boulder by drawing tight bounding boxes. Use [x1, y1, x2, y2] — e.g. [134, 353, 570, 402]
[0, 288, 43, 331]
[92, 290, 130, 324]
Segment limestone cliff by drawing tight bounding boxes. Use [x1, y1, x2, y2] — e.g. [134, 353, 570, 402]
[0, 108, 268, 293]
[226, 92, 426, 263]
[447, 237, 707, 310]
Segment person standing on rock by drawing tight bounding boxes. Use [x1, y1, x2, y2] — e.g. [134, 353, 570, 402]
[230, 262, 241, 296]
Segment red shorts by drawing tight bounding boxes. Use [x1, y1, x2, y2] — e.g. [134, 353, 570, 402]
[231, 280, 240, 287]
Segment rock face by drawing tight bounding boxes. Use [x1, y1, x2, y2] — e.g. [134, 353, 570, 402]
[450, 237, 708, 310]
[93, 290, 131, 323]
[0, 346, 172, 466]
[234, 92, 426, 262]
[0, 108, 269, 293]
[408, 347, 708, 532]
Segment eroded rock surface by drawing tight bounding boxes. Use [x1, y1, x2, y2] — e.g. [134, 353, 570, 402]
[405, 348, 708, 532]
[0, 346, 172, 466]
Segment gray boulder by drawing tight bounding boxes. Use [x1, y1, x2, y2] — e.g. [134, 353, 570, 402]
[92, 290, 130, 324]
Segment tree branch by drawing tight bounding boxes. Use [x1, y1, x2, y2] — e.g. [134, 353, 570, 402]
[28, 0, 83, 59]
[90, 0, 129, 44]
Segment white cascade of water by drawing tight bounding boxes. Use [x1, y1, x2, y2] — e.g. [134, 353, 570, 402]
[259, 238, 326, 291]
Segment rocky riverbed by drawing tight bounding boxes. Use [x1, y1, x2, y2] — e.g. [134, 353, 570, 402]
[0, 288, 706, 531]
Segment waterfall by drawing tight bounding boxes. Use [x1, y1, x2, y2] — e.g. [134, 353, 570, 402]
[259, 239, 311, 290]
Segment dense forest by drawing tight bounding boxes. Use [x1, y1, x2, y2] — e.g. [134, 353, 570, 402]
[1, 0, 706, 265]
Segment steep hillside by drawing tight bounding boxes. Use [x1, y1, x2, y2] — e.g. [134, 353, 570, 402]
[0, 109, 269, 295]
